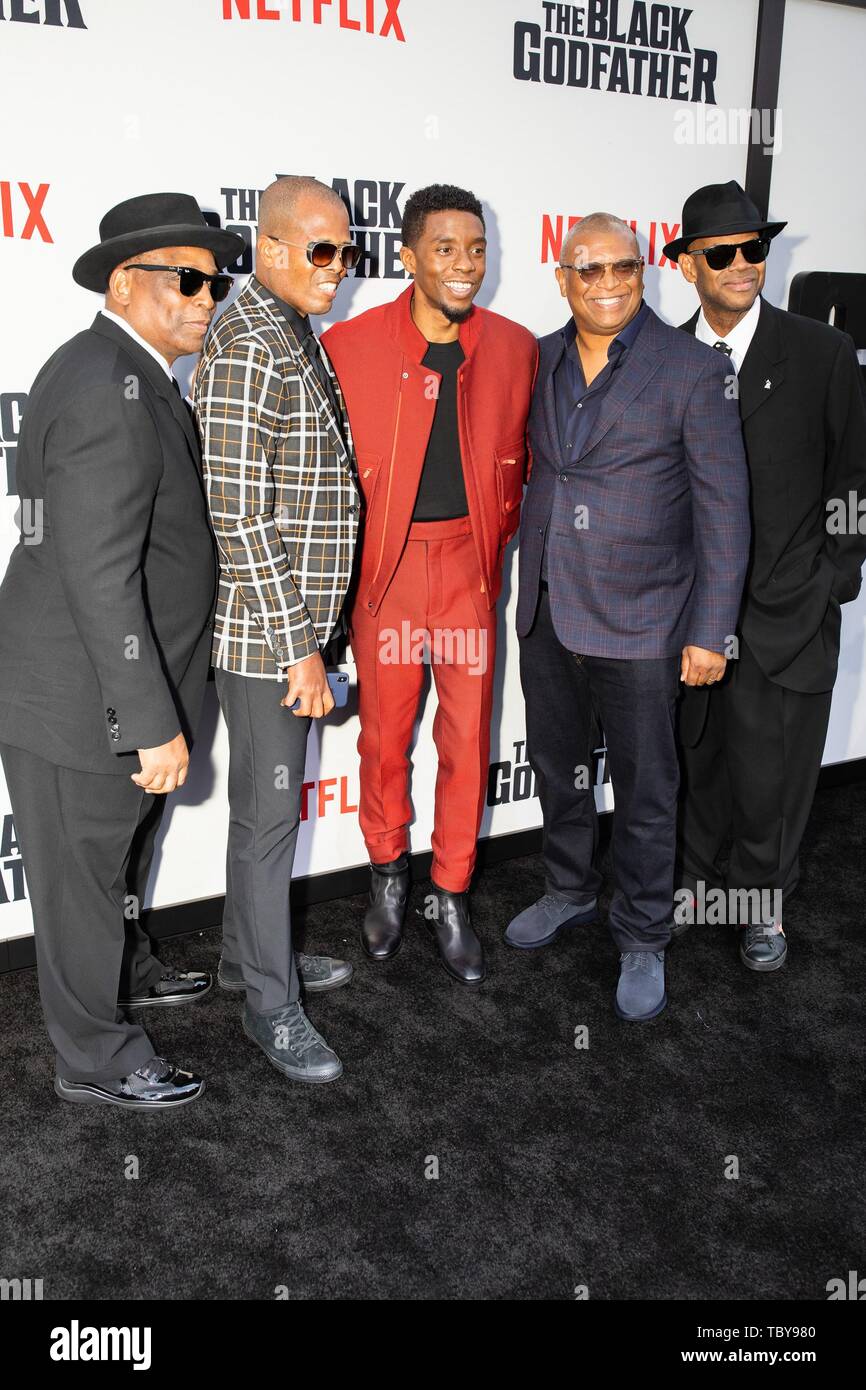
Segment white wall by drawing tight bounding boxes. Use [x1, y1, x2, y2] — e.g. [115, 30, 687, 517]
[5, 0, 823, 941]
[766, 0, 866, 764]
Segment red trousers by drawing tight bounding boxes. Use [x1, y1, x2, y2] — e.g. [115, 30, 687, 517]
[350, 516, 497, 893]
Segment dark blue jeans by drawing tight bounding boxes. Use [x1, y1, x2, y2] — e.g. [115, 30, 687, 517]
[519, 587, 678, 951]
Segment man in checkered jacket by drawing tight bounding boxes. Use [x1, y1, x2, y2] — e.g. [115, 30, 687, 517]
[194, 177, 360, 1085]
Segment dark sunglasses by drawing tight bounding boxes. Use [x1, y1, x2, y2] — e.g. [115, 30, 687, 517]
[264, 234, 361, 270]
[560, 257, 644, 285]
[124, 264, 234, 302]
[687, 238, 769, 271]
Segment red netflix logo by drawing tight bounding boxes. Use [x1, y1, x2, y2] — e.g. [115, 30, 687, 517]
[1, 182, 52, 243]
[541, 213, 680, 269]
[222, 0, 405, 40]
[300, 775, 358, 821]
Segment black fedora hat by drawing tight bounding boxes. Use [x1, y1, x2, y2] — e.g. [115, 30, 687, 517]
[663, 180, 786, 262]
[72, 192, 245, 293]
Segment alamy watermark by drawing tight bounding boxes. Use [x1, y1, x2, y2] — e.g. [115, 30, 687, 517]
[675, 882, 782, 927]
[378, 621, 488, 676]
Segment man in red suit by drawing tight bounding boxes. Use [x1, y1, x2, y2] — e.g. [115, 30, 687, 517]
[323, 184, 537, 984]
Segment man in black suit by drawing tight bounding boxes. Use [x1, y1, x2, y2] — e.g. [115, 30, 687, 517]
[0, 194, 243, 1108]
[667, 181, 866, 971]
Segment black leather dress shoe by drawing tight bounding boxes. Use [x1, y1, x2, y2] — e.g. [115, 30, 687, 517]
[118, 969, 213, 1008]
[426, 885, 485, 985]
[362, 856, 409, 960]
[54, 1056, 204, 1110]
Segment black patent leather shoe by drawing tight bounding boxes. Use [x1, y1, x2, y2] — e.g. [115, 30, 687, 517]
[362, 856, 409, 960]
[426, 885, 485, 985]
[54, 1056, 204, 1111]
[118, 969, 213, 1009]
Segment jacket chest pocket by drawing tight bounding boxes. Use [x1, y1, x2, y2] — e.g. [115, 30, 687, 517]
[356, 452, 382, 511]
[495, 439, 527, 517]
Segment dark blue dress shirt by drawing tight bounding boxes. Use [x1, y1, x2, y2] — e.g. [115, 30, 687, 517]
[542, 300, 649, 581]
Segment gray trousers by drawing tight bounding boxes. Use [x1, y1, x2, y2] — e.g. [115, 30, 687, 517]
[214, 668, 310, 1013]
[0, 742, 166, 1083]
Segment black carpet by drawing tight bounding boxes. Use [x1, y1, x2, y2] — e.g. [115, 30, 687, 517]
[1, 781, 864, 1302]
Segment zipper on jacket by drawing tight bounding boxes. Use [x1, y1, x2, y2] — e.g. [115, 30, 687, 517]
[368, 369, 404, 603]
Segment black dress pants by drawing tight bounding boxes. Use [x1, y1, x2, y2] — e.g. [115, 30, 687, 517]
[0, 742, 166, 1083]
[214, 668, 311, 1014]
[519, 588, 679, 951]
[678, 638, 832, 919]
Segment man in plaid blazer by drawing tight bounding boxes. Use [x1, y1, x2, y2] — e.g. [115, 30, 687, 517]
[194, 176, 360, 1084]
[506, 213, 750, 1021]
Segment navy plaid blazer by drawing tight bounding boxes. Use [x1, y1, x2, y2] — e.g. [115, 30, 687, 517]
[516, 305, 750, 658]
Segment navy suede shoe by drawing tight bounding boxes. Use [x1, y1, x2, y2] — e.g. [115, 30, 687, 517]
[615, 950, 667, 1021]
[505, 893, 598, 949]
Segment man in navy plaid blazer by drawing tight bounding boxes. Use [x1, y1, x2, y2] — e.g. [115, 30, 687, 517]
[505, 213, 750, 1021]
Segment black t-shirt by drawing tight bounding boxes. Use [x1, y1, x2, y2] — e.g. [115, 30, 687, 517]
[412, 339, 469, 521]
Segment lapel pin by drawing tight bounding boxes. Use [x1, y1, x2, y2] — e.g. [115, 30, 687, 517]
[764, 379, 772, 389]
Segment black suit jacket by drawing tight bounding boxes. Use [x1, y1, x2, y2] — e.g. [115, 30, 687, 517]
[681, 298, 866, 699]
[0, 314, 217, 775]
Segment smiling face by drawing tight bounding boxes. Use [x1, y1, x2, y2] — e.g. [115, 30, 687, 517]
[107, 245, 220, 363]
[555, 225, 644, 340]
[256, 190, 352, 318]
[400, 209, 487, 324]
[678, 231, 766, 322]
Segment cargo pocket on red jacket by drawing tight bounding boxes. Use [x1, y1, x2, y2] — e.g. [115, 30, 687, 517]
[495, 440, 526, 540]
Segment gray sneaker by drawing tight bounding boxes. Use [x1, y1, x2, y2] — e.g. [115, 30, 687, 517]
[505, 892, 597, 949]
[219, 954, 353, 993]
[296, 953, 354, 993]
[740, 921, 787, 972]
[217, 956, 245, 990]
[242, 1000, 343, 1084]
[615, 950, 667, 1021]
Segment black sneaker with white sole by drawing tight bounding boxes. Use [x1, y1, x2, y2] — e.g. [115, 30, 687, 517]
[54, 1056, 204, 1111]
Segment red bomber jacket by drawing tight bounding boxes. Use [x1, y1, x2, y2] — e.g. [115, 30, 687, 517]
[321, 284, 538, 616]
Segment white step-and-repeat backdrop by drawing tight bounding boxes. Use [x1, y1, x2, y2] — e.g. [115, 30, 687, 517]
[1, 0, 863, 941]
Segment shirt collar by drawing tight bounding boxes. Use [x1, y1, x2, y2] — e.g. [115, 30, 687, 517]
[99, 309, 174, 381]
[562, 298, 648, 360]
[695, 295, 761, 372]
[262, 284, 314, 345]
[615, 298, 649, 351]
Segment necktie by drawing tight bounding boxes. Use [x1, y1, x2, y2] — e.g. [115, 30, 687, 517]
[712, 340, 732, 357]
[303, 330, 332, 394]
[303, 331, 346, 441]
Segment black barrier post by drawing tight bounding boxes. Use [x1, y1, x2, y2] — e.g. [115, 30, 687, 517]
[747, 0, 866, 218]
[745, 0, 786, 218]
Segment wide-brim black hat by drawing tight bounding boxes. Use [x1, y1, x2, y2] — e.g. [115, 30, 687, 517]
[663, 180, 786, 261]
[72, 191, 245, 292]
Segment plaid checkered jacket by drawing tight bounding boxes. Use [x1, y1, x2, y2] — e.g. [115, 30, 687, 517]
[194, 277, 360, 678]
